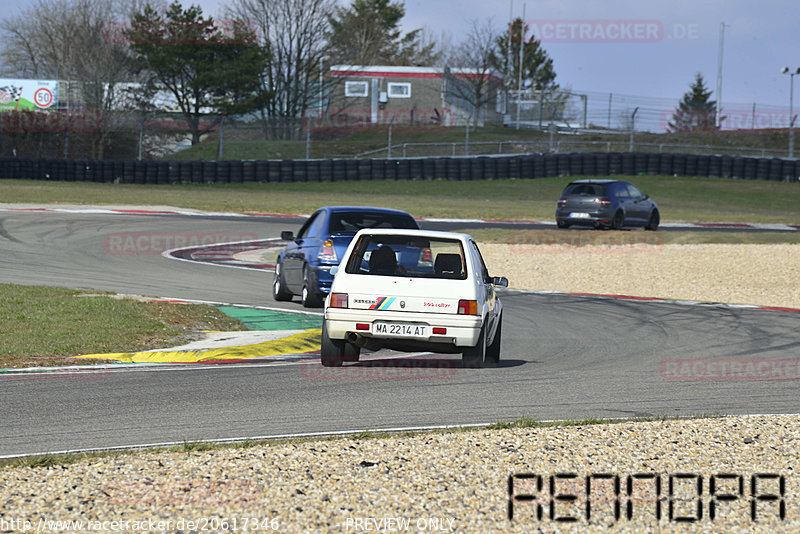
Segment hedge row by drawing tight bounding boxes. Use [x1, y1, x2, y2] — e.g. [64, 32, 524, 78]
[0, 152, 798, 184]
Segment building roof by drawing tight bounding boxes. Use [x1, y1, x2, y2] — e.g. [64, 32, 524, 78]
[330, 65, 502, 82]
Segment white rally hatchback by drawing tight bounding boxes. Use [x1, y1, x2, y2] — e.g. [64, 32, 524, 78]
[322, 229, 508, 368]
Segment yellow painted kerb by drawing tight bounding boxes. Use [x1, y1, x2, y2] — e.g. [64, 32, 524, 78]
[75, 329, 321, 364]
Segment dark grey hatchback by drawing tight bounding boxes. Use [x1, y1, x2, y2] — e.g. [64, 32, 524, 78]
[555, 179, 660, 230]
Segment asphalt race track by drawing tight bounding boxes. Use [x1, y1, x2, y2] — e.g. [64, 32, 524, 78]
[1, 210, 798, 457]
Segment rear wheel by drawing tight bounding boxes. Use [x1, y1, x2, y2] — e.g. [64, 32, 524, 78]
[272, 261, 292, 301]
[484, 314, 502, 365]
[556, 220, 570, 229]
[611, 210, 625, 230]
[320, 321, 344, 367]
[342, 342, 361, 362]
[462, 324, 486, 369]
[301, 265, 323, 308]
[645, 209, 660, 231]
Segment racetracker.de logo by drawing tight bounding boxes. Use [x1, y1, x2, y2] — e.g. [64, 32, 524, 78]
[104, 231, 258, 255]
[661, 357, 800, 381]
[527, 20, 664, 43]
[0, 367, 110, 381]
[103, 20, 259, 45]
[301, 359, 457, 381]
[508, 230, 664, 254]
[660, 108, 794, 131]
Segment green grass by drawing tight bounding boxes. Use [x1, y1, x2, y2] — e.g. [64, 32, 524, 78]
[166, 124, 554, 160]
[2, 175, 799, 223]
[0, 284, 244, 368]
[165, 124, 796, 161]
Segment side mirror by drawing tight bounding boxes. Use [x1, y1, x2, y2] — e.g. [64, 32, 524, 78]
[492, 276, 509, 288]
[280, 231, 294, 241]
[330, 266, 339, 276]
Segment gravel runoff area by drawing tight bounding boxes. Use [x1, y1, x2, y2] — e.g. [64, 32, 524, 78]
[1, 416, 797, 532]
[2, 242, 799, 532]
[481, 242, 800, 310]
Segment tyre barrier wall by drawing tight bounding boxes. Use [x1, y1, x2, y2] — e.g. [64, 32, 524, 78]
[0, 152, 799, 184]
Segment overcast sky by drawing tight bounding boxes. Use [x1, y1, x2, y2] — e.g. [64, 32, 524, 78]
[1, 0, 797, 128]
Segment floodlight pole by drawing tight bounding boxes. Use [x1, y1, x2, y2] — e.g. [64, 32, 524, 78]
[387, 115, 395, 159]
[515, 3, 525, 129]
[629, 107, 639, 152]
[715, 22, 727, 129]
[782, 67, 799, 158]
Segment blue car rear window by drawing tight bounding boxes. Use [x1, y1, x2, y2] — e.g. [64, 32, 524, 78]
[329, 212, 418, 234]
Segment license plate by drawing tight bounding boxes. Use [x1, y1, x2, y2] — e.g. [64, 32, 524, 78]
[569, 212, 590, 218]
[374, 322, 427, 337]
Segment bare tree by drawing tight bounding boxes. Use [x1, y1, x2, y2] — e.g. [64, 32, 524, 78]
[0, 0, 145, 158]
[446, 19, 498, 127]
[229, 0, 334, 140]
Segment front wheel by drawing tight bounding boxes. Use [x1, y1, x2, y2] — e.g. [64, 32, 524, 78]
[556, 220, 570, 229]
[645, 209, 660, 231]
[462, 324, 486, 369]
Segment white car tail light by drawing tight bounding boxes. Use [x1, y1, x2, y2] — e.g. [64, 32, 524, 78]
[457, 299, 478, 315]
[329, 293, 348, 308]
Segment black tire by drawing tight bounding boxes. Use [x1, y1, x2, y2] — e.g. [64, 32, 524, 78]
[320, 320, 344, 367]
[484, 314, 502, 365]
[611, 210, 625, 230]
[272, 260, 293, 301]
[556, 220, 570, 229]
[301, 265, 323, 308]
[462, 324, 486, 369]
[342, 342, 361, 362]
[645, 209, 660, 231]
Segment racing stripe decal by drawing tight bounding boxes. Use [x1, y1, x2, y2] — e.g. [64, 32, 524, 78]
[369, 297, 396, 310]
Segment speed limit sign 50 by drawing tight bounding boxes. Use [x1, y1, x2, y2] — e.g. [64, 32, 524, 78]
[34, 87, 54, 109]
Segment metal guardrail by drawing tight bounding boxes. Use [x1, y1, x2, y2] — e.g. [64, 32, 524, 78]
[326, 139, 791, 160]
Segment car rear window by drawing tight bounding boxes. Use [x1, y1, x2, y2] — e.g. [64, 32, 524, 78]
[563, 183, 606, 196]
[328, 212, 418, 234]
[344, 234, 467, 280]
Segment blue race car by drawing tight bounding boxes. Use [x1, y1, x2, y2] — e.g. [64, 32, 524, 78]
[272, 206, 419, 307]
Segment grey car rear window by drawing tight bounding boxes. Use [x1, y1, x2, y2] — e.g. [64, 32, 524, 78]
[564, 183, 605, 196]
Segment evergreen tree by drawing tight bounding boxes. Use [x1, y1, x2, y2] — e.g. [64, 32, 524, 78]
[668, 73, 720, 132]
[128, 2, 270, 145]
[326, 0, 437, 65]
[491, 18, 556, 91]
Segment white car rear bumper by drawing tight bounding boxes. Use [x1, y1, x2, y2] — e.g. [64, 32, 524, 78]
[325, 308, 483, 347]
